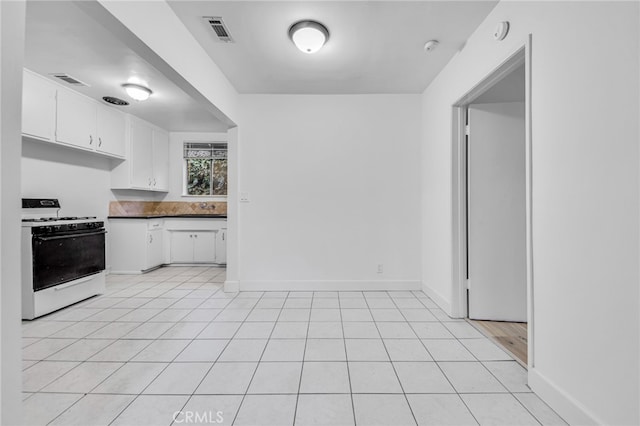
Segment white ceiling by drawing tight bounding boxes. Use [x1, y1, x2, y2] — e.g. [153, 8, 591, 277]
[24, 1, 228, 132]
[168, 0, 499, 94]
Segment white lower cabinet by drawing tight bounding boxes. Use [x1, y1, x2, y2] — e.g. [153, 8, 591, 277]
[170, 231, 216, 263]
[110, 218, 227, 273]
[215, 228, 227, 264]
[165, 218, 227, 265]
[146, 228, 164, 269]
[109, 219, 164, 273]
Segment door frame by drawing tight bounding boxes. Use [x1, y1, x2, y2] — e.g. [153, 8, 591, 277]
[450, 35, 534, 368]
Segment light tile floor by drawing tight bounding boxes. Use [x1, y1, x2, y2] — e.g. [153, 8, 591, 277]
[22, 266, 567, 426]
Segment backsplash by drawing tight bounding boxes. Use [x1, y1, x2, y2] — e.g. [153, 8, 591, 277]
[109, 201, 227, 216]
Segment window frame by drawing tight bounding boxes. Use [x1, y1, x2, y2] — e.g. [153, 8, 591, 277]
[182, 141, 228, 199]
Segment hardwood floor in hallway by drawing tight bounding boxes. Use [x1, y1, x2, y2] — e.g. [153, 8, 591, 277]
[468, 320, 528, 366]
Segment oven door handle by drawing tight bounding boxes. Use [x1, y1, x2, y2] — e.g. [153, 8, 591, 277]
[33, 230, 107, 242]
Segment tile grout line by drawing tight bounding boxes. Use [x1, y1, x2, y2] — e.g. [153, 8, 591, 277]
[165, 275, 250, 426]
[290, 292, 314, 426]
[364, 291, 418, 426]
[101, 267, 224, 426]
[109, 266, 229, 425]
[25, 268, 557, 426]
[338, 291, 358, 426]
[230, 289, 291, 426]
[46, 267, 223, 426]
[388, 290, 482, 426]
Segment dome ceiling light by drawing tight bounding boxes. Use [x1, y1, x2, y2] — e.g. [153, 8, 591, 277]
[288, 20, 329, 54]
[122, 83, 153, 102]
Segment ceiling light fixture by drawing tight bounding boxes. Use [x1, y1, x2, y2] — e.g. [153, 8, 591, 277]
[288, 20, 329, 54]
[122, 83, 152, 101]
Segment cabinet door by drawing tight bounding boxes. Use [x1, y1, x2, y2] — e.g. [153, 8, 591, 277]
[170, 231, 194, 263]
[56, 89, 96, 149]
[130, 120, 153, 189]
[193, 232, 216, 263]
[22, 70, 56, 141]
[152, 129, 169, 191]
[145, 229, 163, 270]
[215, 229, 227, 264]
[96, 105, 126, 158]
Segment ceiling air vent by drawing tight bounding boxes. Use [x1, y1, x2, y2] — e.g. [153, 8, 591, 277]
[203, 16, 234, 43]
[50, 73, 89, 87]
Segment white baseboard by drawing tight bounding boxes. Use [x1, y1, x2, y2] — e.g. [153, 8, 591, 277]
[237, 280, 421, 292]
[528, 368, 601, 426]
[224, 280, 239, 293]
[421, 283, 453, 316]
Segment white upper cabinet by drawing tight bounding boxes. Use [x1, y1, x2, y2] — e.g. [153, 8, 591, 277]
[22, 69, 128, 159]
[130, 119, 154, 189]
[112, 117, 170, 192]
[152, 129, 169, 191]
[22, 69, 170, 188]
[56, 88, 97, 150]
[22, 70, 56, 141]
[96, 105, 126, 158]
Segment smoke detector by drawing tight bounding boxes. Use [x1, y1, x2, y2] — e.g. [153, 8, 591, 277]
[424, 40, 439, 53]
[493, 21, 510, 41]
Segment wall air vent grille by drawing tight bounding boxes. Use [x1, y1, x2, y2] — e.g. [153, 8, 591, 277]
[50, 73, 89, 87]
[203, 16, 234, 43]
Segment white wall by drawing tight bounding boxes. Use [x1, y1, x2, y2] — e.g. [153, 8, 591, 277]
[237, 95, 421, 290]
[0, 2, 25, 423]
[22, 140, 114, 219]
[167, 131, 227, 202]
[421, 1, 639, 425]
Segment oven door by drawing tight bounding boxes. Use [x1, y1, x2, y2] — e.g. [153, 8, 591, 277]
[32, 229, 106, 292]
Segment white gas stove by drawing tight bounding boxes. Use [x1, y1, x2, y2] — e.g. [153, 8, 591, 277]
[21, 198, 106, 320]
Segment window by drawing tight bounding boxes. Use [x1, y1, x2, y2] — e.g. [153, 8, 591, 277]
[183, 142, 227, 196]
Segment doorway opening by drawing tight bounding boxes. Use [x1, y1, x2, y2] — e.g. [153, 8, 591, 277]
[451, 39, 533, 368]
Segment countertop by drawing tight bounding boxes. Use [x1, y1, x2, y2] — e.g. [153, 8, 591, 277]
[108, 214, 227, 219]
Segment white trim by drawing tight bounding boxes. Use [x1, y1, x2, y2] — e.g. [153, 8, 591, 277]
[523, 35, 535, 370]
[224, 280, 239, 293]
[450, 35, 534, 368]
[450, 106, 467, 318]
[529, 368, 600, 426]
[238, 280, 421, 292]
[421, 283, 453, 317]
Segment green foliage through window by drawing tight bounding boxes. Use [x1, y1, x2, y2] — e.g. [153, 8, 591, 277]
[184, 143, 227, 196]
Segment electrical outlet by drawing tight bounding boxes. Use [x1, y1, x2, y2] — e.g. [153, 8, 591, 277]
[239, 192, 250, 203]
[377, 264, 383, 274]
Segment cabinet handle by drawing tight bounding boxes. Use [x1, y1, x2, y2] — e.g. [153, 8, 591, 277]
[149, 234, 153, 243]
[194, 234, 198, 238]
[148, 178, 152, 186]
[222, 233, 225, 241]
[89, 135, 93, 145]
[98, 137, 102, 147]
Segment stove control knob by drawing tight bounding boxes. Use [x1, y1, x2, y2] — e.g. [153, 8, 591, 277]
[53, 225, 62, 232]
[42, 226, 53, 233]
[68, 223, 77, 230]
